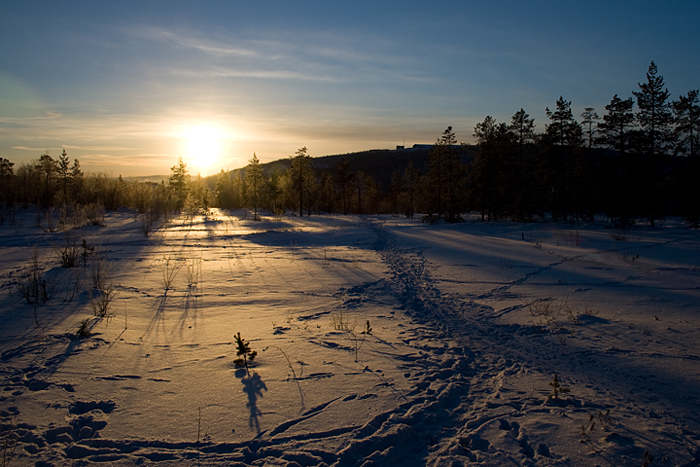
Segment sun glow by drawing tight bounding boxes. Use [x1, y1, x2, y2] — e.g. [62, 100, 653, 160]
[182, 125, 225, 174]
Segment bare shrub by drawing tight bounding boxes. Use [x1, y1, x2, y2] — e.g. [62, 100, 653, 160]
[185, 254, 202, 288]
[56, 232, 80, 268]
[612, 230, 627, 241]
[44, 208, 57, 232]
[57, 203, 70, 230]
[331, 305, 356, 332]
[139, 210, 160, 237]
[87, 254, 117, 317]
[90, 255, 112, 291]
[330, 297, 367, 362]
[162, 254, 182, 292]
[15, 247, 52, 305]
[83, 203, 105, 226]
[496, 258, 514, 270]
[63, 265, 82, 303]
[88, 282, 117, 317]
[1, 412, 17, 467]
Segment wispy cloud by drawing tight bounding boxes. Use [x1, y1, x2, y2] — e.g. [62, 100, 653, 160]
[130, 26, 258, 57]
[78, 153, 173, 167]
[62, 145, 138, 151]
[11, 146, 58, 152]
[123, 25, 434, 85]
[168, 66, 337, 82]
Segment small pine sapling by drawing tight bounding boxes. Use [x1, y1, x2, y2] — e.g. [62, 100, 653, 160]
[233, 332, 257, 372]
[548, 374, 570, 399]
[77, 318, 91, 337]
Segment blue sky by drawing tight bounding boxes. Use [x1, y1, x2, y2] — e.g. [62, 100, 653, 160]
[1, 1, 698, 175]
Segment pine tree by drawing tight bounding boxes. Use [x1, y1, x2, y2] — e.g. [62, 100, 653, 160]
[267, 168, 284, 214]
[471, 117, 512, 221]
[70, 158, 83, 203]
[233, 332, 257, 374]
[426, 126, 460, 220]
[37, 152, 57, 208]
[215, 170, 236, 209]
[320, 171, 335, 214]
[598, 95, 635, 154]
[0, 158, 14, 213]
[169, 157, 190, 211]
[57, 149, 71, 202]
[441, 126, 465, 222]
[403, 160, 421, 218]
[289, 147, 312, 217]
[598, 95, 636, 226]
[245, 153, 264, 220]
[335, 158, 353, 215]
[509, 109, 536, 221]
[673, 89, 700, 226]
[580, 108, 600, 151]
[673, 90, 700, 159]
[634, 61, 675, 159]
[579, 108, 600, 221]
[545, 97, 579, 147]
[543, 97, 582, 221]
[633, 61, 675, 226]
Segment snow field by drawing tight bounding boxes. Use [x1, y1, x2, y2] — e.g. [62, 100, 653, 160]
[1, 210, 699, 466]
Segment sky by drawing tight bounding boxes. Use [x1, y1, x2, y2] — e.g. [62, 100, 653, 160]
[1, 1, 699, 176]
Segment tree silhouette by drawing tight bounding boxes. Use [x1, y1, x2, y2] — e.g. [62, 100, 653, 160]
[335, 158, 353, 215]
[633, 61, 675, 226]
[471, 117, 512, 221]
[673, 90, 699, 159]
[57, 149, 71, 202]
[543, 97, 582, 221]
[38, 152, 56, 208]
[289, 147, 312, 217]
[597, 95, 636, 226]
[403, 160, 421, 218]
[509, 109, 536, 220]
[245, 153, 263, 220]
[426, 126, 462, 220]
[673, 89, 700, 226]
[169, 157, 190, 211]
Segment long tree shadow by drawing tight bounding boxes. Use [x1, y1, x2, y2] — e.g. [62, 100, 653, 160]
[236, 370, 268, 434]
[177, 286, 199, 336]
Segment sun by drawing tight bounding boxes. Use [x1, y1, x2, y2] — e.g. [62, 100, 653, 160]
[182, 125, 224, 174]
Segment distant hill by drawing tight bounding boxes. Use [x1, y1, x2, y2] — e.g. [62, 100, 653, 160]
[122, 175, 170, 184]
[205, 144, 477, 193]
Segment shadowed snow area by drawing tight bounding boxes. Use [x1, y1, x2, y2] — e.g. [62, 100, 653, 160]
[1, 209, 699, 466]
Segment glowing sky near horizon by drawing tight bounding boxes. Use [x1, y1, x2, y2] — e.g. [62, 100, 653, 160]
[1, 1, 698, 176]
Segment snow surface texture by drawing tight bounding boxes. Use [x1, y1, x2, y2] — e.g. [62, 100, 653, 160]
[1, 210, 699, 466]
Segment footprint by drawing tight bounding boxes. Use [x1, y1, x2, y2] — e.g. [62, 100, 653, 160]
[358, 393, 378, 400]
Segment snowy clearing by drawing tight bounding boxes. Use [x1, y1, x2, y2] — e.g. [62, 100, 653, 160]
[1, 210, 699, 466]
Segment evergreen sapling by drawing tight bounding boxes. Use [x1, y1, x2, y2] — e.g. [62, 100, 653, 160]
[234, 332, 257, 372]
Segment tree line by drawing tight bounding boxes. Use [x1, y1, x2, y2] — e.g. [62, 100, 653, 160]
[1, 61, 698, 228]
[212, 61, 698, 227]
[466, 61, 698, 227]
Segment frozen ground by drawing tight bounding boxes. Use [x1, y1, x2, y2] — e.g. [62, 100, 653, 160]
[1, 209, 699, 466]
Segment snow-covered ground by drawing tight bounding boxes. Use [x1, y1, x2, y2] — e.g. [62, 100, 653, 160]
[1, 210, 699, 466]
